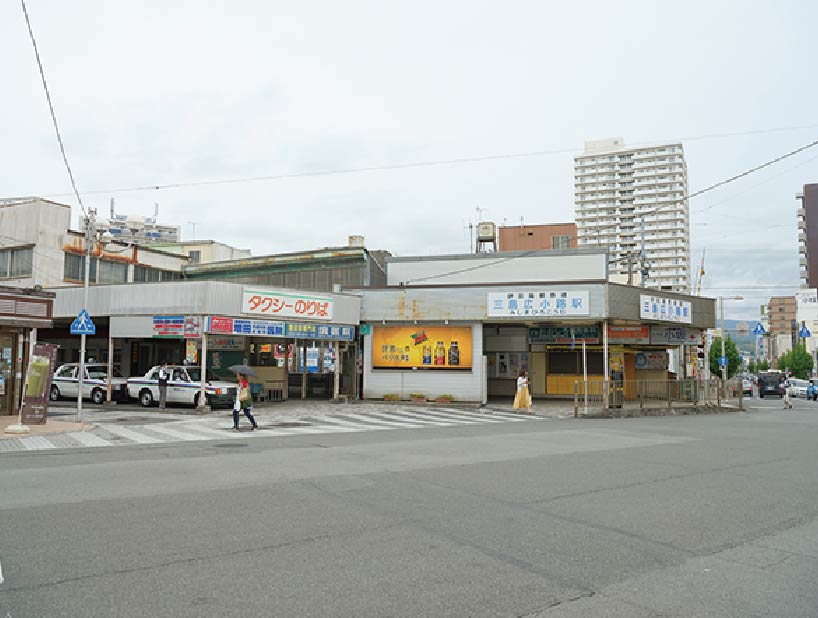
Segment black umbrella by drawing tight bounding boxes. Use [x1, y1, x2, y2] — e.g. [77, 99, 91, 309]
[228, 364, 257, 377]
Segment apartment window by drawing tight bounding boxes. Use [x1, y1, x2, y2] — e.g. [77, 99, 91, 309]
[188, 250, 201, 264]
[98, 260, 128, 284]
[551, 235, 572, 250]
[161, 270, 181, 281]
[0, 247, 34, 279]
[63, 253, 98, 282]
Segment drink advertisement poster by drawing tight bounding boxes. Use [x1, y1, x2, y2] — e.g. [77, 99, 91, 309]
[372, 326, 472, 370]
[22, 342, 58, 425]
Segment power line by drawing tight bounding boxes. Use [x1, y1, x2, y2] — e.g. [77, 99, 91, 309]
[35, 123, 818, 199]
[20, 0, 87, 217]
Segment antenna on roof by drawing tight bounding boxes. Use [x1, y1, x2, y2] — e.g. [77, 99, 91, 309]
[110, 197, 115, 220]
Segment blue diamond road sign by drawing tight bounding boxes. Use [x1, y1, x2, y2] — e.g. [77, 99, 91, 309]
[718, 356, 728, 367]
[70, 309, 96, 335]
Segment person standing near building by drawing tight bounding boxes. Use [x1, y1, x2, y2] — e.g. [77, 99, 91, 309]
[234, 373, 259, 431]
[513, 369, 533, 415]
[158, 361, 169, 410]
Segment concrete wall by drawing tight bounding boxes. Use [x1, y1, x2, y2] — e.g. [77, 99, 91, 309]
[498, 223, 577, 251]
[0, 198, 71, 288]
[386, 250, 608, 287]
[363, 323, 484, 401]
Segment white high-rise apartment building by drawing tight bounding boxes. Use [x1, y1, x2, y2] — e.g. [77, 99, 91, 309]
[574, 137, 691, 292]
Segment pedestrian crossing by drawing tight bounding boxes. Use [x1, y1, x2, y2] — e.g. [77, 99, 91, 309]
[0, 408, 538, 454]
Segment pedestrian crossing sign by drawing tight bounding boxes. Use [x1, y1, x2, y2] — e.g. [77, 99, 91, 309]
[70, 309, 96, 335]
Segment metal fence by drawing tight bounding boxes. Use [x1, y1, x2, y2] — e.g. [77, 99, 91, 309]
[572, 378, 745, 416]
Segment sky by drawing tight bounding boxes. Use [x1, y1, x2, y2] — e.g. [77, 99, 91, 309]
[2, 0, 817, 320]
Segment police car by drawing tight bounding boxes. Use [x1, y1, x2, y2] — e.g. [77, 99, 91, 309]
[127, 365, 237, 408]
[50, 363, 130, 404]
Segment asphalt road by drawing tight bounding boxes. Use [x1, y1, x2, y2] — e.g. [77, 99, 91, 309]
[2, 406, 818, 617]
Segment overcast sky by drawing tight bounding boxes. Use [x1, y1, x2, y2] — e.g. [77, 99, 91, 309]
[2, 0, 817, 320]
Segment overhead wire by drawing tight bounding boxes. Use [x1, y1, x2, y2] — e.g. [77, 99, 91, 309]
[20, 0, 88, 218]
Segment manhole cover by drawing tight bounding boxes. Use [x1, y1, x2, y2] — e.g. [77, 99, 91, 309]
[211, 443, 248, 448]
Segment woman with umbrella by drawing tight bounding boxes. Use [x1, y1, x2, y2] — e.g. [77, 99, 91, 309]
[229, 365, 259, 431]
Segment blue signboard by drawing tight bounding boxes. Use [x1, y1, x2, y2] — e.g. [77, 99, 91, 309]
[718, 356, 728, 367]
[232, 319, 286, 337]
[70, 309, 96, 335]
[286, 323, 355, 341]
[799, 325, 811, 338]
[752, 323, 766, 335]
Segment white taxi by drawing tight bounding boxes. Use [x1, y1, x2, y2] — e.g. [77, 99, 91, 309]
[127, 365, 238, 409]
[50, 363, 130, 404]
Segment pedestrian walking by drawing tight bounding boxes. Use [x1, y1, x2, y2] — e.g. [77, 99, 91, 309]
[233, 373, 259, 431]
[513, 369, 533, 415]
[158, 361, 169, 410]
[783, 382, 793, 409]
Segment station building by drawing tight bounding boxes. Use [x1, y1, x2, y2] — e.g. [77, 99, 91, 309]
[357, 249, 715, 403]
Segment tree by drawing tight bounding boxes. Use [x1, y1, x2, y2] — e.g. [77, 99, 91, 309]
[709, 336, 741, 378]
[748, 360, 757, 374]
[757, 360, 769, 371]
[777, 343, 813, 379]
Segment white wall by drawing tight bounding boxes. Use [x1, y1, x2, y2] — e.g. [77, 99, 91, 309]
[363, 323, 484, 402]
[0, 199, 71, 288]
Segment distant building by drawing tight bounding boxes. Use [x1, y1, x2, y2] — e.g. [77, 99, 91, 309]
[797, 183, 818, 288]
[148, 240, 251, 265]
[768, 295, 796, 364]
[498, 223, 576, 252]
[184, 236, 390, 292]
[0, 197, 186, 289]
[83, 201, 180, 245]
[574, 137, 690, 292]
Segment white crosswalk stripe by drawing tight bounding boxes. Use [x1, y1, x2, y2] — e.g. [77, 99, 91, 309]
[66, 431, 113, 448]
[0, 408, 539, 453]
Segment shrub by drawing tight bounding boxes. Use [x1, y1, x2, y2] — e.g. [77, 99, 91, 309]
[383, 393, 400, 401]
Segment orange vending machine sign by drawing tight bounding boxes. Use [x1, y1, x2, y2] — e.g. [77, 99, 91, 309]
[372, 326, 473, 370]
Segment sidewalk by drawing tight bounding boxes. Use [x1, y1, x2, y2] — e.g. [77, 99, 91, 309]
[0, 415, 91, 440]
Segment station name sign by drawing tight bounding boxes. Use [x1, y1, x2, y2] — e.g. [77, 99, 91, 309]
[639, 294, 691, 324]
[242, 289, 333, 321]
[487, 290, 590, 318]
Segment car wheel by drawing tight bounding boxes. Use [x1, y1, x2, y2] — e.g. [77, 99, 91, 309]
[50, 385, 61, 401]
[139, 389, 154, 407]
[193, 393, 210, 408]
[91, 388, 106, 405]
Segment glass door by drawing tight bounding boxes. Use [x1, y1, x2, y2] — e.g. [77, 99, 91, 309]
[0, 333, 17, 415]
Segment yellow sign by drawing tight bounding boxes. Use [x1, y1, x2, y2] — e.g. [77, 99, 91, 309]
[372, 326, 472, 370]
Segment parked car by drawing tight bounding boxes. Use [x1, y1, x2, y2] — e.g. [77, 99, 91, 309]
[757, 372, 784, 398]
[50, 363, 130, 404]
[787, 378, 810, 399]
[127, 365, 237, 408]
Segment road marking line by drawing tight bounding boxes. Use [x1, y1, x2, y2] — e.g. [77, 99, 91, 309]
[20, 436, 56, 450]
[101, 425, 164, 444]
[0, 555, 4, 584]
[339, 413, 427, 428]
[377, 411, 457, 426]
[141, 424, 210, 442]
[66, 432, 113, 448]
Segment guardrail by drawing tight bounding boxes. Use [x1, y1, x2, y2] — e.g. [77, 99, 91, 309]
[572, 378, 746, 416]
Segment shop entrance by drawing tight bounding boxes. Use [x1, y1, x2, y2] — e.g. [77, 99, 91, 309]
[0, 332, 18, 415]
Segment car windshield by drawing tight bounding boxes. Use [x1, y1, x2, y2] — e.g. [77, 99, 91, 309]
[183, 367, 220, 382]
[792, 380, 809, 387]
[87, 367, 123, 379]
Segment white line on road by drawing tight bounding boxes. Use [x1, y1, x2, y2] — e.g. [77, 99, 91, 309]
[101, 425, 164, 444]
[20, 436, 56, 450]
[0, 555, 4, 584]
[66, 432, 113, 448]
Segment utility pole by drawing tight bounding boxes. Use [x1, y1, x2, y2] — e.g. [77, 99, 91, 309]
[77, 208, 96, 423]
[626, 252, 634, 285]
[639, 217, 649, 287]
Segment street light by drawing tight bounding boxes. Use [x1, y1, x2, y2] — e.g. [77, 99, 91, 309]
[719, 295, 744, 393]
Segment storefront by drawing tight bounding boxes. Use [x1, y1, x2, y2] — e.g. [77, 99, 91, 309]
[48, 281, 360, 401]
[358, 279, 715, 403]
[0, 286, 54, 415]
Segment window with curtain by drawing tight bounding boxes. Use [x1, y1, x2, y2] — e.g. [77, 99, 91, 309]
[0, 247, 33, 278]
[63, 254, 98, 282]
